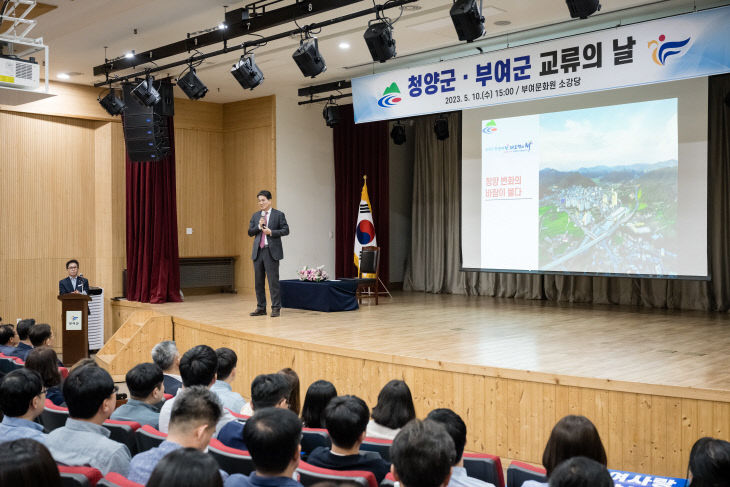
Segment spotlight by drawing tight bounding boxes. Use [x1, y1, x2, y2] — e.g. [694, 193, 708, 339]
[450, 0, 485, 43]
[131, 75, 161, 106]
[178, 67, 208, 100]
[231, 53, 264, 90]
[390, 123, 406, 145]
[98, 88, 126, 116]
[565, 0, 601, 19]
[293, 37, 326, 78]
[323, 103, 340, 128]
[434, 117, 449, 140]
[125, 51, 135, 59]
[364, 20, 396, 63]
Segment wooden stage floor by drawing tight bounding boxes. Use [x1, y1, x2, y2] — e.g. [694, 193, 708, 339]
[112, 291, 730, 476]
[141, 291, 730, 399]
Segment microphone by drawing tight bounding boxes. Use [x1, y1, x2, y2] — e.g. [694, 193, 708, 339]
[260, 210, 267, 229]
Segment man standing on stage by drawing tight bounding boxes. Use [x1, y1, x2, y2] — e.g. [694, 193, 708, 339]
[248, 190, 289, 317]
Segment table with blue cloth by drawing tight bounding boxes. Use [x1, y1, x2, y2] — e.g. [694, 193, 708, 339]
[280, 279, 359, 312]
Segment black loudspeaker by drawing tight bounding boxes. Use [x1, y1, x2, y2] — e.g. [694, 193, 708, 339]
[292, 38, 326, 78]
[323, 105, 340, 128]
[364, 21, 396, 63]
[565, 0, 601, 19]
[122, 81, 173, 162]
[450, 0, 484, 43]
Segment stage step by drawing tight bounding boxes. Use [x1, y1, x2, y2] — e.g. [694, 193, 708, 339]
[95, 310, 173, 377]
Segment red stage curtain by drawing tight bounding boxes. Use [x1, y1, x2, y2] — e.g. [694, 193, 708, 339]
[333, 104, 390, 282]
[125, 117, 182, 304]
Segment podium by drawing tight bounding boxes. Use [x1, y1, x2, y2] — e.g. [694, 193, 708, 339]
[57, 293, 91, 367]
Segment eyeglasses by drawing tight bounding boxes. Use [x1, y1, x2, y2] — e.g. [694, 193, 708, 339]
[39, 388, 47, 396]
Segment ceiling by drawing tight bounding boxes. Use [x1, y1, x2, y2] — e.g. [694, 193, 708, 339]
[11, 0, 728, 103]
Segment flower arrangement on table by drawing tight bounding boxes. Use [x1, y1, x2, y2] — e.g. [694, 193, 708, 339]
[297, 265, 329, 282]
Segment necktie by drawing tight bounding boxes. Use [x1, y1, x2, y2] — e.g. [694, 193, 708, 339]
[259, 212, 267, 248]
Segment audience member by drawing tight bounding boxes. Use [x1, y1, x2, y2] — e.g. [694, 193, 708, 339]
[0, 368, 47, 443]
[391, 419, 455, 487]
[427, 408, 495, 487]
[301, 380, 337, 428]
[28, 323, 53, 348]
[158, 344, 235, 435]
[147, 447, 224, 487]
[523, 415, 607, 487]
[128, 386, 224, 485]
[15, 319, 35, 354]
[69, 357, 97, 373]
[45, 364, 131, 476]
[548, 457, 613, 487]
[0, 323, 19, 355]
[279, 367, 301, 415]
[110, 362, 165, 427]
[211, 347, 247, 413]
[218, 373, 291, 450]
[152, 340, 183, 396]
[225, 407, 304, 487]
[24, 346, 65, 406]
[0, 439, 61, 487]
[366, 380, 416, 440]
[687, 436, 730, 487]
[307, 395, 390, 483]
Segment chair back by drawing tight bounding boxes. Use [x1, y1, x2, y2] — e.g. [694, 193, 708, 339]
[134, 424, 167, 453]
[380, 472, 397, 487]
[58, 465, 103, 487]
[97, 472, 144, 487]
[301, 428, 331, 457]
[296, 461, 377, 487]
[358, 246, 380, 276]
[41, 399, 69, 432]
[360, 436, 392, 462]
[463, 452, 505, 487]
[103, 419, 141, 455]
[208, 438, 255, 475]
[506, 460, 547, 487]
[0, 356, 22, 373]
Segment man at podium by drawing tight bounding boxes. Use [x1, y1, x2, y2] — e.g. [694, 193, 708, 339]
[59, 259, 89, 295]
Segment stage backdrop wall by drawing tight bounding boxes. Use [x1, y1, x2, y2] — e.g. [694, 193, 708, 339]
[275, 93, 336, 281]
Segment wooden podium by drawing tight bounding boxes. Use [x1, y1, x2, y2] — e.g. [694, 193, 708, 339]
[57, 293, 91, 367]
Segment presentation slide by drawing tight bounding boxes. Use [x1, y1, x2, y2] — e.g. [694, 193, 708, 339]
[461, 79, 708, 278]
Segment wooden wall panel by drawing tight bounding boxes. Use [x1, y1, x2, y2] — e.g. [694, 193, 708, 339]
[170, 319, 730, 478]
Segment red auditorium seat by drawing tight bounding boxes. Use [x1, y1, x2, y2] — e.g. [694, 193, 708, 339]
[58, 465, 103, 487]
[103, 419, 141, 455]
[301, 427, 331, 457]
[59, 366, 69, 379]
[134, 424, 167, 453]
[208, 438, 255, 475]
[506, 460, 547, 487]
[41, 399, 69, 432]
[0, 355, 23, 374]
[97, 472, 144, 487]
[463, 452, 505, 487]
[227, 408, 250, 420]
[296, 460, 377, 487]
[360, 436, 392, 462]
[163, 393, 173, 400]
[381, 471, 397, 487]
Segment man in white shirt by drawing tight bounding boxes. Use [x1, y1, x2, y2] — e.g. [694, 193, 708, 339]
[158, 345, 235, 436]
[426, 409, 496, 487]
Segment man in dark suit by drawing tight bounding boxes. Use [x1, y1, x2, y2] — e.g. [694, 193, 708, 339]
[59, 259, 89, 295]
[248, 190, 289, 317]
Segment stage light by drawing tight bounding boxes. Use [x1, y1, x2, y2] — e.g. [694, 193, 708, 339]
[434, 117, 449, 140]
[323, 103, 340, 128]
[231, 53, 264, 90]
[293, 37, 327, 78]
[131, 75, 161, 106]
[339, 42, 350, 50]
[178, 67, 208, 100]
[391, 123, 406, 145]
[57, 73, 70, 80]
[218, 23, 227, 30]
[98, 88, 126, 116]
[125, 51, 135, 59]
[565, 0, 601, 19]
[450, 0, 485, 43]
[364, 20, 396, 63]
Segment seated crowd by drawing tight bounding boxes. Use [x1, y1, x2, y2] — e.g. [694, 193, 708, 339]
[1, 333, 729, 487]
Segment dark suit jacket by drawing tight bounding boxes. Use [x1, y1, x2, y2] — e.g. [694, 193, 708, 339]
[163, 374, 182, 396]
[248, 208, 289, 261]
[59, 276, 89, 295]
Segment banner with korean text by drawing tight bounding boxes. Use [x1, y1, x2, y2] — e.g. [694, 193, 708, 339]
[352, 6, 730, 123]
